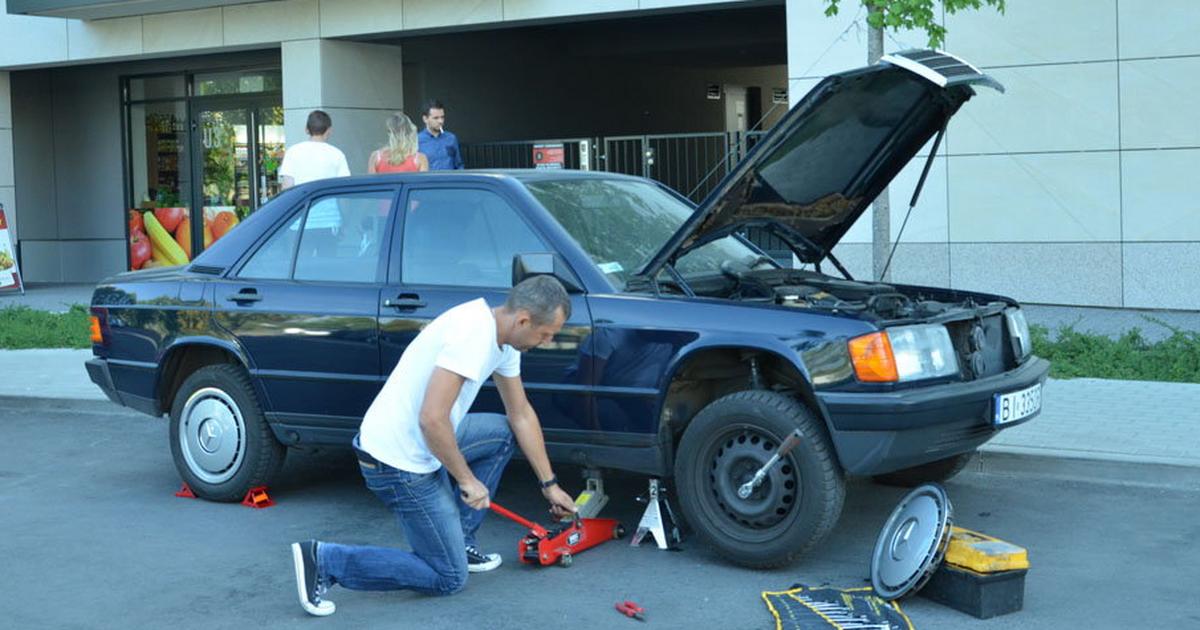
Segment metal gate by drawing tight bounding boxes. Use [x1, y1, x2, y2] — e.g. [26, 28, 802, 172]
[460, 137, 595, 171]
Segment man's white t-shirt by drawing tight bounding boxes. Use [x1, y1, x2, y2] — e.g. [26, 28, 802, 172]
[359, 299, 521, 473]
[279, 140, 351, 229]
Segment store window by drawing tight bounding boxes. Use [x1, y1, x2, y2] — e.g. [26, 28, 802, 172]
[123, 68, 283, 271]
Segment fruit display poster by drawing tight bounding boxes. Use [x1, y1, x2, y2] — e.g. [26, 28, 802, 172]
[0, 204, 24, 292]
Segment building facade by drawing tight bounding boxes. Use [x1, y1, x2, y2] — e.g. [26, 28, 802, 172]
[0, 0, 1196, 312]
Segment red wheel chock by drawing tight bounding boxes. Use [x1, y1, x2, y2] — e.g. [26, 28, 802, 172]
[174, 482, 197, 498]
[241, 486, 275, 509]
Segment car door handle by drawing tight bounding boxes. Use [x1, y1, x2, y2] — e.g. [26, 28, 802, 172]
[384, 295, 426, 309]
[227, 289, 262, 304]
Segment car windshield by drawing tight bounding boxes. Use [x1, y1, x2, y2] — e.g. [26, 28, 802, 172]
[525, 178, 764, 289]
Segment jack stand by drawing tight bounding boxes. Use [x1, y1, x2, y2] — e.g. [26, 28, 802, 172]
[631, 478, 683, 550]
[572, 468, 609, 520]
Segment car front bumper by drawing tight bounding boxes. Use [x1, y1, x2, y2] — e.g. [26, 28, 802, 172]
[816, 357, 1051, 476]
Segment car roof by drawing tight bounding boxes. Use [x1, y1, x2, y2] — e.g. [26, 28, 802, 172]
[290, 168, 648, 192]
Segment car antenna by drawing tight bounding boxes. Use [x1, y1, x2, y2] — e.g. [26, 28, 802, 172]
[880, 121, 948, 281]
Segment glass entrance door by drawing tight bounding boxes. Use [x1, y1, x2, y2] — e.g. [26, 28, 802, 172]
[193, 102, 286, 254]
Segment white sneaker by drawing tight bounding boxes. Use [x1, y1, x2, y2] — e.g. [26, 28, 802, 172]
[466, 546, 502, 573]
[292, 541, 336, 616]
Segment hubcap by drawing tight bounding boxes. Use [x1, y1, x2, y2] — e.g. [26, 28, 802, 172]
[707, 427, 800, 531]
[179, 387, 246, 484]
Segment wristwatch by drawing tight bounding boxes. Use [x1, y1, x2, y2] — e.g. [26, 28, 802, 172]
[539, 475, 558, 490]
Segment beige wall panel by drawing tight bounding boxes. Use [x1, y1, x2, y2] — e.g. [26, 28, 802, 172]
[282, 39, 323, 111]
[950, 242, 1122, 307]
[948, 152, 1121, 243]
[67, 16, 142, 60]
[1123, 243, 1200, 310]
[1118, 0, 1200, 59]
[317, 41, 404, 111]
[0, 13, 69, 66]
[319, 0, 404, 38]
[224, 0, 319, 46]
[143, 8, 223, 54]
[949, 62, 1118, 154]
[0, 71, 9, 129]
[404, 0, 500, 30]
[944, 0, 1115, 67]
[1121, 149, 1200, 242]
[503, 0, 636, 21]
[1120, 57, 1200, 150]
[60, 240, 124, 283]
[0, 129, 13, 188]
[18, 241, 63, 283]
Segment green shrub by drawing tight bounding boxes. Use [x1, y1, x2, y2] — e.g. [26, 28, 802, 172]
[1031, 322, 1200, 383]
[0, 304, 92, 349]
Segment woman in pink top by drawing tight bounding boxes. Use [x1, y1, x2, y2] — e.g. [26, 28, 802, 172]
[368, 112, 430, 173]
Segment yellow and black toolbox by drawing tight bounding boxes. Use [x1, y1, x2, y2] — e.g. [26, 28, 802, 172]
[920, 526, 1030, 619]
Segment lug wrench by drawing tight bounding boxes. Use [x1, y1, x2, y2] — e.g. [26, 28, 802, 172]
[737, 429, 803, 499]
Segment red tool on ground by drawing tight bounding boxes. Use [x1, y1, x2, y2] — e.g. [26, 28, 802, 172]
[489, 502, 624, 567]
[615, 600, 646, 621]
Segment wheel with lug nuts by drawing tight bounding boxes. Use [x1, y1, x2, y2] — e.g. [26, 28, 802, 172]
[674, 390, 844, 569]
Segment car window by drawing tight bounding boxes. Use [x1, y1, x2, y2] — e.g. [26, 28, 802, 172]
[526, 178, 761, 288]
[401, 188, 546, 288]
[294, 191, 393, 283]
[239, 214, 302, 280]
[238, 191, 393, 282]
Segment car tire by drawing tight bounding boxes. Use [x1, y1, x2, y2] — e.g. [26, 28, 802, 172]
[674, 390, 844, 569]
[168, 364, 285, 502]
[872, 452, 974, 487]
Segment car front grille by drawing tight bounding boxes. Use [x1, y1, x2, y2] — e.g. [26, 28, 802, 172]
[945, 315, 1013, 381]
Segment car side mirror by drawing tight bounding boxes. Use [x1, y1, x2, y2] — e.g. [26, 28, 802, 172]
[512, 252, 584, 293]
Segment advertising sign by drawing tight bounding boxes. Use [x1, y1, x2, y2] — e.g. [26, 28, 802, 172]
[533, 143, 565, 169]
[0, 203, 25, 294]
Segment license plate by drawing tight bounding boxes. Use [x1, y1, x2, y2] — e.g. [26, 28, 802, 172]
[994, 383, 1042, 426]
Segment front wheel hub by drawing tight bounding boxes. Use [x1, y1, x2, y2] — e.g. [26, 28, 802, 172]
[708, 429, 799, 529]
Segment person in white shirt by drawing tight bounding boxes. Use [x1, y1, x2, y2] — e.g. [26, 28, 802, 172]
[290, 276, 578, 616]
[279, 110, 351, 256]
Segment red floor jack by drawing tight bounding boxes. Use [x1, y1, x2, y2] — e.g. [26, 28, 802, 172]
[489, 502, 625, 567]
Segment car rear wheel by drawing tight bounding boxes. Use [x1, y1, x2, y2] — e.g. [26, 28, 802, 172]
[674, 390, 844, 569]
[872, 451, 974, 487]
[168, 364, 285, 501]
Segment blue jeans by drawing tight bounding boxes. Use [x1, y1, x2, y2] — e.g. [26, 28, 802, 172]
[318, 413, 515, 595]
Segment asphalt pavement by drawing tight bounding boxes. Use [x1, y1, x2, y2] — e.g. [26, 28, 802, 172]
[2, 397, 1198, 629]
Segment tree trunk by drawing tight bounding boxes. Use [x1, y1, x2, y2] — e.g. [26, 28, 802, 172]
[868, 15, 891, 282]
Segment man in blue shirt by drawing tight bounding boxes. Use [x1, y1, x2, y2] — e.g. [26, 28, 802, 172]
[418, 99, 464, 170]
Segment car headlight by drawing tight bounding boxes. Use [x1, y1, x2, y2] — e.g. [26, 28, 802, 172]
[1005, 307, 1031, 360]
[848, 325, 958, 383]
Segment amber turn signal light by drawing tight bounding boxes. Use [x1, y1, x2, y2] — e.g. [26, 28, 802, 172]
[89, 315, 104, 344]
[848, 332, 899, 383]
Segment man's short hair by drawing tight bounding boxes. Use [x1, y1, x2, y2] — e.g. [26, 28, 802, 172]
[421, 99, 446, 117]
[306, 110, 332, 135]
[506, 275, 570, 325]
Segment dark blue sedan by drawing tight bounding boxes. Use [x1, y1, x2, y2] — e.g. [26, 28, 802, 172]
[87, 51, 1048, 568]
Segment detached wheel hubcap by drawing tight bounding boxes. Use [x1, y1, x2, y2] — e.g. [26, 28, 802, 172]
[180, 387, 246, 484]
[708, 428, 799, 530]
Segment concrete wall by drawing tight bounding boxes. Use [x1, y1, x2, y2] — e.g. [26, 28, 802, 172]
[0, 0, 759, 69]
[786, 0, 1200, 311]
[281, 39, 404, 173]
[0, 71, 14, 249]
[10, 50, 279, 282]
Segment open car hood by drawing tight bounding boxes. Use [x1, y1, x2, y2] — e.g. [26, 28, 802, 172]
[636, 50, 1003, 277]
